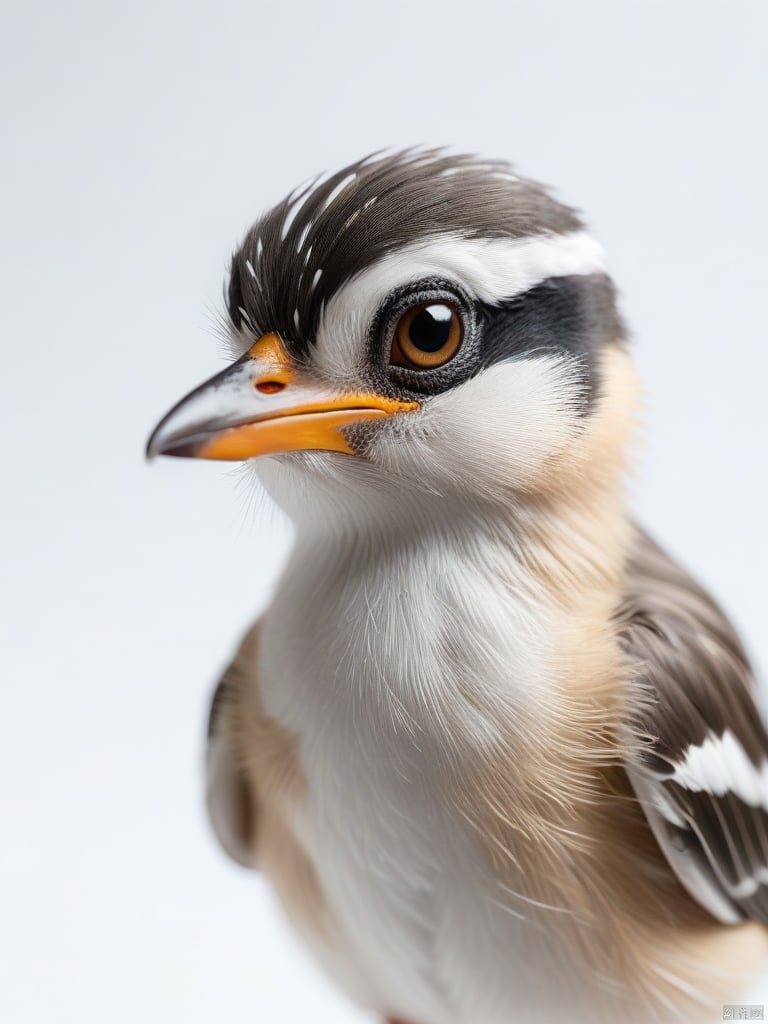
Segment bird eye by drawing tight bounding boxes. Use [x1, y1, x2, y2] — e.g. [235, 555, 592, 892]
[390, 301, 463, 370]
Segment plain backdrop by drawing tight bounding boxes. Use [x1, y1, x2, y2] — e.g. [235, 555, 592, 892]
[1, 1, 767, 1021]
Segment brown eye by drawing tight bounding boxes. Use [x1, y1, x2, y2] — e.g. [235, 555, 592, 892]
[390, 301, 463, 370]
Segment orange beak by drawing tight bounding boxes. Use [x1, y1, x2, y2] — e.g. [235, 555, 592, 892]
[146, 333, 419, 461]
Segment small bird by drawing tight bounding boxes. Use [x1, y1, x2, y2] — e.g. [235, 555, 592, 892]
[147, 150, 768, 1024]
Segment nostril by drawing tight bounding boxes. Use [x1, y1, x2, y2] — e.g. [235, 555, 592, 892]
[255, 380, 286, 395]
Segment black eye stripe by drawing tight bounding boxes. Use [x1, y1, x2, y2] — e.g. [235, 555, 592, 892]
[361, 272, 620, 406]
[475, 272, 622, 412]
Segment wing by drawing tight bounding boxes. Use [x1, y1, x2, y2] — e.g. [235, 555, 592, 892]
[206, 622, 261, 869]
[618, 527, 768, 924]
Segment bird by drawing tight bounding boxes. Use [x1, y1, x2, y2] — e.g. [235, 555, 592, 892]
[147, 149, 768, 1024]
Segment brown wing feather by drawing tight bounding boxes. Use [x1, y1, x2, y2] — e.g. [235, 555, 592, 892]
[618, 526, 768, 923]
[205, 625, 330, 937]
[206, 623, 262, 868]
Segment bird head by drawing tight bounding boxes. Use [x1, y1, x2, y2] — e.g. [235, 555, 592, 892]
[147, 150, 626, 525]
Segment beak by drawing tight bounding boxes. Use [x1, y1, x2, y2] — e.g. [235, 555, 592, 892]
[146, 332, 418, 461]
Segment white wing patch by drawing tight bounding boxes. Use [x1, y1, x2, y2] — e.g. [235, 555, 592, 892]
[635, 729, 768, 914]
[671, 730, 768, 810]
[629, 769, 743, 924]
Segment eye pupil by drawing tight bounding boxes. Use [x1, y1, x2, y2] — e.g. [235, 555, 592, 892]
[408, 304, 453, 353]
[390, 298, 463, 370]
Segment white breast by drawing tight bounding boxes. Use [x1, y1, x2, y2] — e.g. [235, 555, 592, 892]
[257, 524, 564, 1024]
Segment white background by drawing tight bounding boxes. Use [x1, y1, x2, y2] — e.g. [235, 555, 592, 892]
[2, 2, 767, 1021]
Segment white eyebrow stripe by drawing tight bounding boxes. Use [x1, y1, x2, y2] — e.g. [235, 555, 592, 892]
[671, 730, 768, 810]
[331, 230, 606, 313]
[314, 230, 606, 378]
